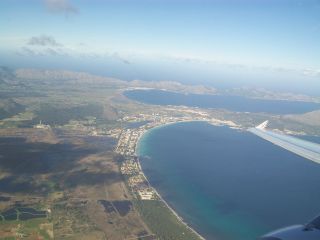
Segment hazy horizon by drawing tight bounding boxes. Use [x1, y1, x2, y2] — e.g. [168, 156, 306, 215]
[1, 0, 320, 95]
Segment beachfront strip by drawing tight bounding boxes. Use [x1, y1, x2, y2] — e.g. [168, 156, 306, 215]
[115, 110, 240, 200]
[113, 110, 241, 240]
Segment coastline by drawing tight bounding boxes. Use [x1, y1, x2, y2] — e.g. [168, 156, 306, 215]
[135, 121, 207, 240]
[124, 118, 315, 239]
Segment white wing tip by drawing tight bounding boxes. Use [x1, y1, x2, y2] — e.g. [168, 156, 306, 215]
[256, 120, 269, 130]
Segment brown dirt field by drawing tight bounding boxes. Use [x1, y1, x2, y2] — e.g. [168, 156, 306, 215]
[0, 129, 152, 239]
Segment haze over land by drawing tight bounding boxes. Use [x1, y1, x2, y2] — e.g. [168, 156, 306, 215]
[1, 0, 320, 94]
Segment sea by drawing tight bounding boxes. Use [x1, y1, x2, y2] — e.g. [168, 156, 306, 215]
[124, 89, 320, 114]
[137, 121, 320, 240]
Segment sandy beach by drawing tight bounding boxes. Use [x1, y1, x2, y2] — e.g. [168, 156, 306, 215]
[135, 123, 207, 240]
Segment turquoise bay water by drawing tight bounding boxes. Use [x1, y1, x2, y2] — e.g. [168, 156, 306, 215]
[125, 89, 320, 114]
[137, 122, 320, 240]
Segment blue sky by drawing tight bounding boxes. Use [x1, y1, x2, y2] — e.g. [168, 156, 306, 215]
[1, 0, 320, 93]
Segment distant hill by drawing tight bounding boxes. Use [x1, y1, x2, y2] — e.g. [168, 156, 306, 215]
[128, 80, 216, 95]
[15, 68, 216, 95]
[224, 87, 320, 103]
[284, 110, 320, 126]
[15, 68, 127, 87]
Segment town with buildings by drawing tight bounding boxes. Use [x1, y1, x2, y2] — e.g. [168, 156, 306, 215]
[116, 125, 156, 200]
[115, 107, 240, 200]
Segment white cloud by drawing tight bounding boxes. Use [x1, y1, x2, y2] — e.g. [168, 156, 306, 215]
[16, 35, 68, 57]
[28, 35, 62, 47]
[44, 0, 78, 16]
[16, 46, 68, 57]
[302, 68, 320, 77]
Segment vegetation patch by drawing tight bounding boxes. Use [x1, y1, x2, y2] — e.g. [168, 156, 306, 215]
[0, 218, 52, 240]
[34, 103, 104, 125]
[134, 200, 202, 240]
[113, 200, 132, 217]
[0, 196, 10, 202]
[0, 207, 47, 221]
[98, 200, 116, 214]
[0, 99, 25, 120]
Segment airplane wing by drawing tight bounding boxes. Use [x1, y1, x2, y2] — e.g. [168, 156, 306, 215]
[248, 121, 320, 164]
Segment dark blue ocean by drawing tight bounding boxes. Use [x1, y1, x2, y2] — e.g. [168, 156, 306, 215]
[125, 89, 320, 114]
[137, 121, 320, 240]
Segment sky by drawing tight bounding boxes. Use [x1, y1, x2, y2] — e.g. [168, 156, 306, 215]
[1, 0, 320, 94]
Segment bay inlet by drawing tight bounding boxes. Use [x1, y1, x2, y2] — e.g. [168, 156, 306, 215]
[137, 121, 320, 240]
